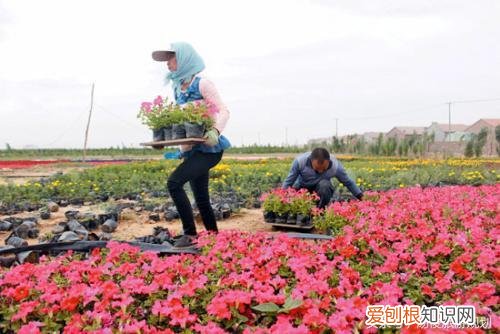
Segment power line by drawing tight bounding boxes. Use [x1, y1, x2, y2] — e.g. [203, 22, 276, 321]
[450, 97, 500, 104]
[94, 104, 145, 131]
[46, 108, 88, 146]
[341, 103, 446, 121]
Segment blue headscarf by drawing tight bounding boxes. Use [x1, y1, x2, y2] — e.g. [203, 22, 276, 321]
[165, 42, 205, 96]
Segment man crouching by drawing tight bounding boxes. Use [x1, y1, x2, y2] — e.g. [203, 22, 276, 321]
[282, 148, 363, 208]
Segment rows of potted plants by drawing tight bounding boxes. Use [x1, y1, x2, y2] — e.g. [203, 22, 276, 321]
[137, 96, 216, 141]
[260, 188, 319, 225]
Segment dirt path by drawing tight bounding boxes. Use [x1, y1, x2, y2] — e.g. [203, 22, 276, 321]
[0, 206, 274, 246]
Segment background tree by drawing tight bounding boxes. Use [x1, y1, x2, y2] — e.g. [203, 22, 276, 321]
[474, 127, 488, 157]
[495, 125, 500, 156]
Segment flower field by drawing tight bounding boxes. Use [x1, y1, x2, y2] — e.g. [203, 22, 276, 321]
[0, 157, 498, 213]
[0, 183, 498, 333]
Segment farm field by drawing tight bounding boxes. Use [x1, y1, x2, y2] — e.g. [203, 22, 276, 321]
[0, 156, 498, 333]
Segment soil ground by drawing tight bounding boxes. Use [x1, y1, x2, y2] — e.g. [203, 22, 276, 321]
[0, 154, 299, 246]
[0, 205, 275, 246]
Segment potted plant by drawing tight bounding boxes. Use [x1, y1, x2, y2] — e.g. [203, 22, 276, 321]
[261, 188, 319, 226]
[137, 96, 172, 141]
[170, 105, 188, 139]
[161, 101, 175, 140]
[292, 189, 319, 226]
[183, 103, 205, 138]
[183, 102, 216, 138]
[260, 192, 280, 223]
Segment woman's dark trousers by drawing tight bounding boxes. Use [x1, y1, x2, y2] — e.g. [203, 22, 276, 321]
[167, 151, 223, 236]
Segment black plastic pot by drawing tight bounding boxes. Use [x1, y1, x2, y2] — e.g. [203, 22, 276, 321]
[286, 214, 297, 225]
[184, 122, 205, 138]
[47, 201, 59, 212]
[296, 214, 311, 226]
[101, 219, 118, 233]
[275, 213, 288, 224]
[99, 233, 113, 241]
[263, 211, 275, 223]
[14, 221, 37, 239]
[40, 211, 51, 220]
[149, 213, 160, 222]
[69, 198, 84, 206]
[0, 221, 12, 231]
[0, 246, 16, 267]
[172, 124, 186, 139]
[6, 236, 28, 248]
[153, 128, 165, 141]
[163, 126, 173, 140]
[17, 251, 39, 264]
[58, 231, 80, 242]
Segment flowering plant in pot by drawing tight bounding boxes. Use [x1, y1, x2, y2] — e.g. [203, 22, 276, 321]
[259, 191, 281, 223]
[260, 189, 290, 223]
[289, 189, 319, 225]
[169, 105, 189, 139]
[137, 96, 173, 141]
[183, 102, 216, 138]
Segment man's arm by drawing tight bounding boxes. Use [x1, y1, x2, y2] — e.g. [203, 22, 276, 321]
[335, 162, 363, 199]
[282, 159, 300, 189]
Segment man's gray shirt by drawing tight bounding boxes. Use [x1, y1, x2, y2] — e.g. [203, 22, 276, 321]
[282, 152, 362, 197]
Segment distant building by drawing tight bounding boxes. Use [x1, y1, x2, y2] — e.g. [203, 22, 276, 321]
[425, 122, 469, 142]
[385, 126, 426, 140]
[361, 132, 383, 144]
[465, 119, 500, 156]
[307, 136, 333, 146]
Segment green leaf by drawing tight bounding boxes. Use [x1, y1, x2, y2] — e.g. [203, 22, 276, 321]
[251, 302, 280, 313]
[281, 297, 303, 313]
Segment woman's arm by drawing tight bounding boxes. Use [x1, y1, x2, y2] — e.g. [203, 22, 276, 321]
[199, 78, 230, 133]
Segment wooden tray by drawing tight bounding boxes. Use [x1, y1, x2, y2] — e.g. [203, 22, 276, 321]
[140, 138, 206, 147]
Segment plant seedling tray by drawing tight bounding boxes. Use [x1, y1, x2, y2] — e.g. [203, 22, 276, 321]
[140, 138, 206, 147]
[268, 222, 315, 231]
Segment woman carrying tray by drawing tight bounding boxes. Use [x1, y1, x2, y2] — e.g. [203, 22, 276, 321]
[152, 42, 231, 248]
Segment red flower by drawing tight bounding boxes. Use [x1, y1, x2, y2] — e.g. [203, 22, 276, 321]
[339, 245, 357, 258]
[207, 296, 232, 320]
[13, 285, 30, 302]
[61, 296, 80, 312]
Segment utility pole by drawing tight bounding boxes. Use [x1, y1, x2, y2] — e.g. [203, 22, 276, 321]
[447, 102, 452, 142]
[285, 127, 288, 146]
[83, 83, 95, 162]
[335, 118, 338, 137]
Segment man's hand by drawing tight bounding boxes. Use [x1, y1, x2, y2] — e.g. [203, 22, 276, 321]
[204, 128, 220, 147]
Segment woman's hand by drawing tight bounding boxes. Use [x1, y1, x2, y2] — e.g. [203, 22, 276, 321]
[204, 128, 220, 147]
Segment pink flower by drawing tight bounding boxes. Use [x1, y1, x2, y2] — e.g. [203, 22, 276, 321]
[141, 102, 152, 113]
[193, 321, 228, 334]
[12, 300, 38, 322]
[270, 315, 309, 333]
[18, 321, 43, 334]
[302, 305, 327, 327]
[434, 277, 452, 293]
[153, 95, 164, 106]
[206, 101, 219, 115]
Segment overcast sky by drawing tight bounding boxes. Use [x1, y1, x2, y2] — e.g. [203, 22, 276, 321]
[1, 0, 499, 148]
